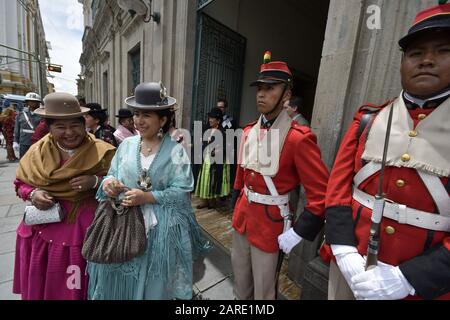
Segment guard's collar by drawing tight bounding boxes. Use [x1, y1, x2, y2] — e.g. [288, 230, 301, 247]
[403, 89, 450, 109]
[261, 115, 277, 129]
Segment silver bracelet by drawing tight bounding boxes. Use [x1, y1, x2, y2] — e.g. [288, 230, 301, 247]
[92, 175, 100, 189]
[29, 188, 41, 205]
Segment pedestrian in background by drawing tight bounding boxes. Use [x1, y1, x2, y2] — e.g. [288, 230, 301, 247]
[194, 107, 231, 209]
[284, 96, 310, 127]
[0, 102, 18, 162]
[13, 92, 115, 300]
[13, 92, 42, 158]
[85, 103, 117, 147]
[113, 108, 138, 144]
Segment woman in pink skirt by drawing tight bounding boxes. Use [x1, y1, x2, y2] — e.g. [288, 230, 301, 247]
[12, 92, 115, 300]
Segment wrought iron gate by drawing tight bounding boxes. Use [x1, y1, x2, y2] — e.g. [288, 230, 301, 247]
[191, 13, 246, 128]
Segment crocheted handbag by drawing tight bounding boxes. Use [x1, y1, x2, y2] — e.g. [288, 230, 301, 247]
[82, 198, 147, 264]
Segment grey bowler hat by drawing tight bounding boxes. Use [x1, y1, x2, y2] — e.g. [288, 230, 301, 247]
[34, 92, 90, 119]
[125, 82, 176, 110]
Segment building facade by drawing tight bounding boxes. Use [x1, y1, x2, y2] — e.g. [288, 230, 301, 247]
[0, 0, 50, 96]
[79, 0, 436, 298]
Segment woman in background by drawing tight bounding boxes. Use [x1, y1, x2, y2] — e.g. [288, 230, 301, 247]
[194, 107, 231, 209]
[0, 102, 19, 162]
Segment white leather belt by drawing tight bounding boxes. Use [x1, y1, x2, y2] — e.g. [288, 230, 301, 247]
[244, 186, 289, 206]
[22, 129, 35, 134]
[353, 188, 450, 232]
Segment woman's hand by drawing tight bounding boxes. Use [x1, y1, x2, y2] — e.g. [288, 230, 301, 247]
[31, 190, 55, 210]
[70, 175, 97, 192]
[122, 189, 154, 207]
[103, 179, 126, 198]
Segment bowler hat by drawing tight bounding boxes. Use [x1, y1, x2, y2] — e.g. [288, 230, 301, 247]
[34, 92, 90, 119]
[399, 3, 450, 50]
[115, 108, 133, 118]
[84, 103, 108, 125]
[250, 51, 293, 87]
[125, 81, 176, 110]
[207, 107, 223, 120]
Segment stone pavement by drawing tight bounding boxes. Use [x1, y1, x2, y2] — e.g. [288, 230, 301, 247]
[0, 146, 234, 300]
[0, 147, 22, 300]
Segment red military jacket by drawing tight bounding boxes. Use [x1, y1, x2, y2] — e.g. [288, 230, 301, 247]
[321, 98, 450, 300]
[233, 121, 329, 253]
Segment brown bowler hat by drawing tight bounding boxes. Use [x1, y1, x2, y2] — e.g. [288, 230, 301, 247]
[34, 92, 90, 119]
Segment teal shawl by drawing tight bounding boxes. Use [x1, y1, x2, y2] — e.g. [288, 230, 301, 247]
[87, 134, 209, 300]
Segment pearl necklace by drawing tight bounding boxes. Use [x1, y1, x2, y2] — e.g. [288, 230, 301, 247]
[56, 142, 76, 156]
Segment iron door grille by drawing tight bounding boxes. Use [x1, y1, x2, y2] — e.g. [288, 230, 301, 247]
[192, 13, 246, 129]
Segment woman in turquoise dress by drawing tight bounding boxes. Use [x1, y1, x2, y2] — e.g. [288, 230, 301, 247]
[87, 82, 209, 300]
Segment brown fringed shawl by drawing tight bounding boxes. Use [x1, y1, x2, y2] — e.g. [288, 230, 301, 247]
[16, 133, 116, 223]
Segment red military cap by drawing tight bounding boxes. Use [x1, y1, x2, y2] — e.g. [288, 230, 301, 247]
[399, 2, 450, 50]
[250, 51, 293, 87]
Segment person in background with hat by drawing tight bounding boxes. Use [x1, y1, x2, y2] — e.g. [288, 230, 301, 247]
[113, 108, 138, 144]
[231, 52, 329, 300]
[86, 82, 209, 300]
[194, 107, 231, 209]
[12, 92, 115, 300]
[13, 92, 42, 158]
[321, 1, 450, 300]
[85, 103, 117, 147]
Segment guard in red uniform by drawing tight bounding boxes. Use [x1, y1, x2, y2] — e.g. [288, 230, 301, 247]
[322, 2, 450, 300]
[231, 52, 329, 300]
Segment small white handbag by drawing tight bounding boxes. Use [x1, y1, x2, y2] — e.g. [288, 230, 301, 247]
[23, 203, 65, 226]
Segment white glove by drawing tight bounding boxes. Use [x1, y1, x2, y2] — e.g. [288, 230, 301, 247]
[13, 142, 19, 154]
[350, 261, 415, 300]
[278, 228, 302, 254]
[332, 245, 366, 286]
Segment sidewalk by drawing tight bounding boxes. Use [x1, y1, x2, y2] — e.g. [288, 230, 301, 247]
[0, 147, 22, 300]
[0, 146, 234, 300]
